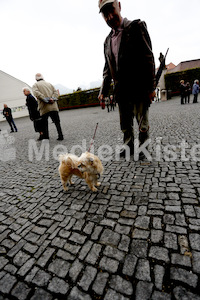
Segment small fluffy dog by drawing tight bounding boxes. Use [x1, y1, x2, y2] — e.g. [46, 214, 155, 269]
[58, 152, 104, 192]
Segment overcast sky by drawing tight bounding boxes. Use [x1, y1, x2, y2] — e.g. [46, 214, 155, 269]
[1, 0, 200, 91]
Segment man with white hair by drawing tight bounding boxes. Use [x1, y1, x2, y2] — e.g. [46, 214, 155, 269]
[192, 79, 199, 104]
[23, 87, 43, 140]
[98, 0, 155, 159]
[32, 73, 64, 140]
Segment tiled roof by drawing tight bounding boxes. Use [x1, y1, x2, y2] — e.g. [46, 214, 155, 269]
[167, 59, 200, 73]
[156, 63, 176, 73]
[166, 63, 176, 70]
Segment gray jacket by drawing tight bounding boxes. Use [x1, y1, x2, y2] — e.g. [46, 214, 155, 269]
[192, 83, 199, 95]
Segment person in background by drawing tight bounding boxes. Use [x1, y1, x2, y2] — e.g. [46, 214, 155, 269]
[192, 79, 199, 104]
[3, 104, 18, 133]
[98, 0, 155, 159]
[185, 82, 191, 104]
[156, 87, 160, 102]
[180, 80, 186, 105]
[105, 97, 110, 112]
[110, 94, 115, 111]
[23, 87, 43, 140]
[32, 73, 64, 140]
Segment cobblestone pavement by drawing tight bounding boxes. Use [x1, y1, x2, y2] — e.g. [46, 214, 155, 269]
[0, 96, 200, 299]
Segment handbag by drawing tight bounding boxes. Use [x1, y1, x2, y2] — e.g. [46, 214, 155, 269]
[33, 117, 44, 132]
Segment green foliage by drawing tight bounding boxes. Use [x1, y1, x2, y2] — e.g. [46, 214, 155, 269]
[165, 68, 200, 95]
[58, 85, 114, 110]
[58, 87, 100, 110]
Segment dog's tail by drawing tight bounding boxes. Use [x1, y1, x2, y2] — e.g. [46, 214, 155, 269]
[58, 154, 76, 169]
[58, 153, 67, 162]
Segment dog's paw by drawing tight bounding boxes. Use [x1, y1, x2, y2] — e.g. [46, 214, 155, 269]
[70, 181, 74, 185]
[91, 186, 98, 192]
[63, 186, 68, 191]
[96, 182, 101, 187]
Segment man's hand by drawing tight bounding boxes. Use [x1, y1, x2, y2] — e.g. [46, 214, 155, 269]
[149, 90, 156, 103]
[98, 94, 104, 101]
[48, 98, 54, 104]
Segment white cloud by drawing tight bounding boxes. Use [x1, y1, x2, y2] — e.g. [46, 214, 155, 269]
[0, 0, 200, 90]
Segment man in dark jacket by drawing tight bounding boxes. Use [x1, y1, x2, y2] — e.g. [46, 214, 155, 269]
[3, 104, 18, 133]
[23, 87, 43, 140]
[180, 80, 186, 105]
[98, 0, 155, 159]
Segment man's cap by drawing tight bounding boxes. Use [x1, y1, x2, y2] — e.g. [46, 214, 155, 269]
[98, 0, 115, 12]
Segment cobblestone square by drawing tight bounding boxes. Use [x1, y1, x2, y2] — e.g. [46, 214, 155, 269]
[0, 96, 200, 299]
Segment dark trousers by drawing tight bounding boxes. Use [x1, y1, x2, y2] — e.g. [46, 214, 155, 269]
[186, 94, 190, 103]
[42, 111, 63, 139]
[193, 94, 198, 103]
[181, 94, 186, 104]
[7, 118, 17, 132]
[110, 104, 114, 111]
[118, 101, 149, 148]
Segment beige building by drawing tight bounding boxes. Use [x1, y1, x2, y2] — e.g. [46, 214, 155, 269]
[157, 63, 176, 92]
[0, 70, 31, 121]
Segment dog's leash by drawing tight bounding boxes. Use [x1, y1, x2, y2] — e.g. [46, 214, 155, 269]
[88, 123, 99, 152]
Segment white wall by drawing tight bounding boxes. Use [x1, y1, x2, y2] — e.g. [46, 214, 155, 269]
[0, 71, 31, 121]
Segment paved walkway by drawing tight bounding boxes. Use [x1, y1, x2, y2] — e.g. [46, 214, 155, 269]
[0, 96, 200, 299]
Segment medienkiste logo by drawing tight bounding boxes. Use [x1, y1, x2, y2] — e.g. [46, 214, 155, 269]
[0, 130, 16, 161]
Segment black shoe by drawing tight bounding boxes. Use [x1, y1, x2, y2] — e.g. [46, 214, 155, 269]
[37, 135, 43, 141]
[119, 147, 134, 157]
[119, 149, 126, 157]
[10, 130, 14, 133]
[57, 136, 64, 141]
[139, 152, 146, 160]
